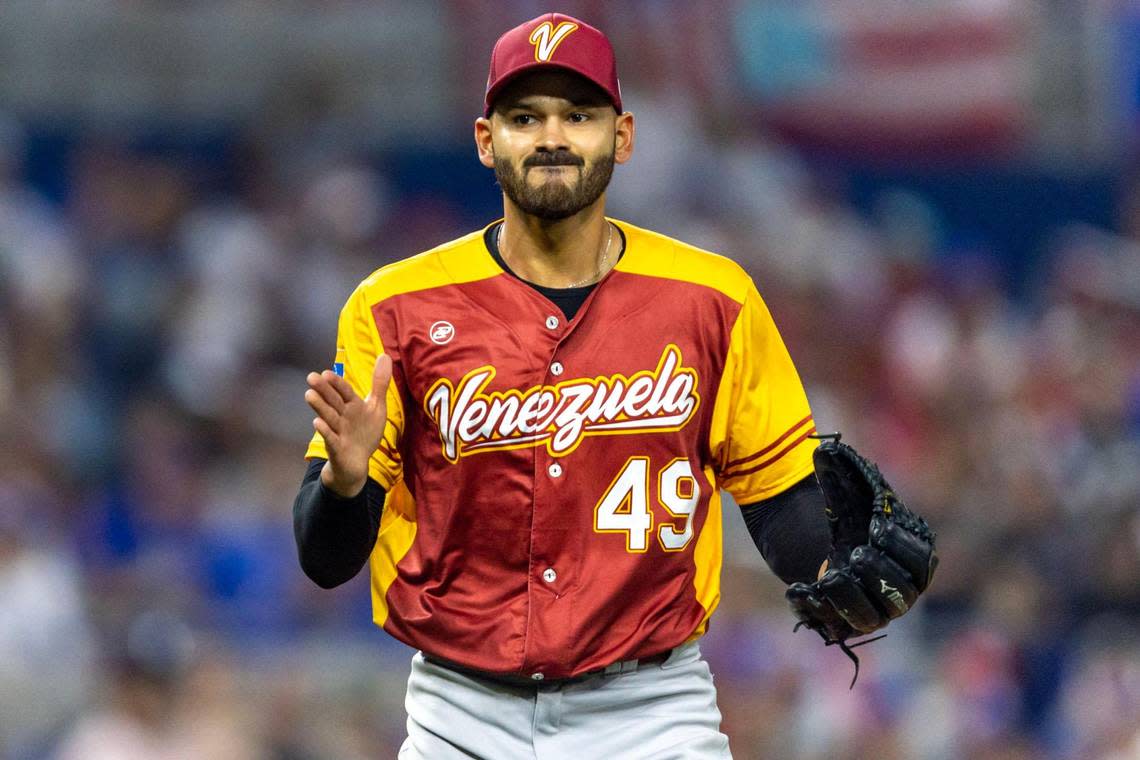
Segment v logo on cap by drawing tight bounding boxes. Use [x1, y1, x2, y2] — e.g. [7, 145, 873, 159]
[529, 21, 578, 62]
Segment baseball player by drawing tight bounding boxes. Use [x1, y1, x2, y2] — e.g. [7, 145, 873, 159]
[294, 12, 936, 759]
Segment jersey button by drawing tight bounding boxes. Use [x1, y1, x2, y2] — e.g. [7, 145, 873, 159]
[545, 315, 559, 329]
[550, 361, 564, 376]
[542, 568, 557, 583]
[531, 672, 544, 681]
[548, 463, 563, 478]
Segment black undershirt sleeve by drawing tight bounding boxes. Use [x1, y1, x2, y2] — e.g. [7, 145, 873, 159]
[293, 458, 386, 589]
[739, 474, 832, 585]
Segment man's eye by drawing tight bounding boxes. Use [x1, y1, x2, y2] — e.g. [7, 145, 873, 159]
[569, 113, 589, 123]
[513, 114, 536, 125]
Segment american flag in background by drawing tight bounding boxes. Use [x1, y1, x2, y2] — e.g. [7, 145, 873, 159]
[732, 0, 1033, 159]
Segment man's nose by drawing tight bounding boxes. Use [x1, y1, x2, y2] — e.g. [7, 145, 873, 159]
[535, 116, 569, 151]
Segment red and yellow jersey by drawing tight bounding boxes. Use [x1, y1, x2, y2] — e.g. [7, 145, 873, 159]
[306, 219, 816, 679]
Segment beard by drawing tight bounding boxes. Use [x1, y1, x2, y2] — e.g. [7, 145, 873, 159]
[494, 147, 615, 220]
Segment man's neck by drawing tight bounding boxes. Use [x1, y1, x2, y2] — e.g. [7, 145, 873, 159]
[498, 200, 613, 289]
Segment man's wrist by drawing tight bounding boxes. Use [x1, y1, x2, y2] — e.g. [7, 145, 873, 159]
[320, 462, 366, 499]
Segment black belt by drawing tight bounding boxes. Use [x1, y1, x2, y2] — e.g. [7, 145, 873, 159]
[422, 649, 673, 689]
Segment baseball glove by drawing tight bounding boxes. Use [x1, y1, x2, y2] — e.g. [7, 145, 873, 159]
[786, 434, 938, 686]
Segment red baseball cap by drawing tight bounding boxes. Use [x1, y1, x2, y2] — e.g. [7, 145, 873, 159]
[483, 13, 622, 117]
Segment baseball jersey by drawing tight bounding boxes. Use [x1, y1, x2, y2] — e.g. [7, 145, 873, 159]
[305, 218, 817, 680]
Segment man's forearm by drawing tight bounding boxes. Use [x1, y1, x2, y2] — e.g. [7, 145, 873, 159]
[740, 475, 831, 585]
[293, 458, 385, 588]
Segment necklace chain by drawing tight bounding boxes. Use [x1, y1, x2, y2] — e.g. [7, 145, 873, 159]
[498, 222, 614, 288]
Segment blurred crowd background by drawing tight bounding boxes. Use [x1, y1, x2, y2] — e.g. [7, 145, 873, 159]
[0, 1, 1138, 759]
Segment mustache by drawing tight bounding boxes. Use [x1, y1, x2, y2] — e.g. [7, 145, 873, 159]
[524, 151, 584, 168]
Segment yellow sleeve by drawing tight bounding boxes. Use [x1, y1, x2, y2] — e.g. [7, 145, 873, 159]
[304, 284, 405, 490]
[708, 281, 816, 503]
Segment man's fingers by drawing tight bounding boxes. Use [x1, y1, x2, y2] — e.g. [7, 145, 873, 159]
[325, 371, 360, 404]
[313, 417, 339, 446]
[304, 389, 343, 433]
[306, 377, 347, 415]
[364, 355, 393, 422]
[370, 354, 393, 399]
[313, 356, 390, 406]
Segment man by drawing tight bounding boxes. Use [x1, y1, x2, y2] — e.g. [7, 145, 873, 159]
[294, 13, 932, 758]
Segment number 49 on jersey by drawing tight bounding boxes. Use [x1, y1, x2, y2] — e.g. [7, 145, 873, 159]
[594, 457, 700, 553]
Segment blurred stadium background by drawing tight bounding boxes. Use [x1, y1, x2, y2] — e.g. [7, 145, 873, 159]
[0, 1, 1137, 758]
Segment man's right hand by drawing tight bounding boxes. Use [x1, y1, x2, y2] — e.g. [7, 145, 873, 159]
[304, 354, 393, 498]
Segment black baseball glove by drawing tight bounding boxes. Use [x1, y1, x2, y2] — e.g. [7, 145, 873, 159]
[785, 434, 938, 686]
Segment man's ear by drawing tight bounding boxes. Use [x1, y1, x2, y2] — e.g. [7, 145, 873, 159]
[614, 112, 635, 165]
[475, 117, 495, 169]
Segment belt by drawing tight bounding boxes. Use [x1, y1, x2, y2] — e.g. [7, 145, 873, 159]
[422, 649, 673, 689]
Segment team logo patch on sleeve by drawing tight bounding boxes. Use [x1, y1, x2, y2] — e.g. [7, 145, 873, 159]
[424, 344, 700, 462]
[333, 348, 346, 377]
